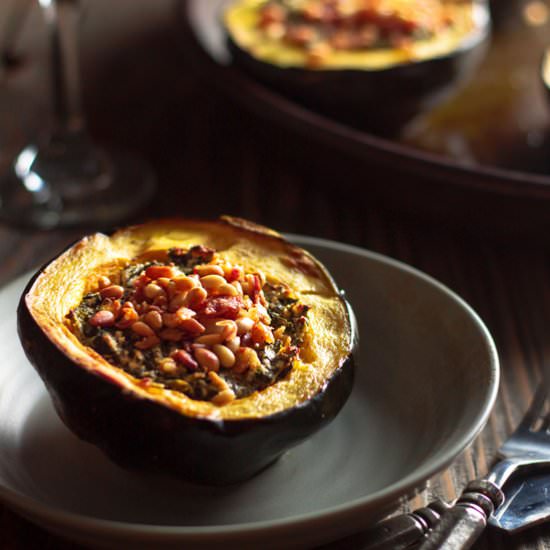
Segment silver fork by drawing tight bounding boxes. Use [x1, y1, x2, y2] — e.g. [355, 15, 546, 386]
[363, 382, 550, 549]
[487, 385, 550, 489]
[418, 382, 550, 549]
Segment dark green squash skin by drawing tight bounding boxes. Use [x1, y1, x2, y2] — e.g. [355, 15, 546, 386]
[227, 21, 490, 136]
[17, 270, 356, 486]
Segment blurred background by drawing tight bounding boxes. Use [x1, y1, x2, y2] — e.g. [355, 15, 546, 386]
[0, 0, 413, 278]
[0, 0, 549, 259]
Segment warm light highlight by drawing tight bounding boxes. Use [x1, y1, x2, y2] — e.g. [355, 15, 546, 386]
[523, 0, 549, 26]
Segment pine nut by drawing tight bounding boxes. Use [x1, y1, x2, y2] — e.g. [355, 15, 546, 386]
[144, 283, 165, 300]
[89, 310, 115, 327]
[231, 281, 243, 295]
[155, 278, 173, 298]
[159, 328, 184, 341]
[236, 317, 254, 335]
[183, 286, 207, 308]
[208, 370, 229, 390]
[131, 321, 154, 337]
[143, 310, 163, 331]
[163, 307, 197, 328]
[172, 276, 197, 292]
[159, 358, 178, 375]
[200, 274, 226, 291]
[226, 336, 241, 353]
[215, 319, 238, 341]
[165, 280, 177, 300]
[168, 292, 188, 312]
[214, 283, 239, 296]
[212, 389, 236, 406]
[194, 333, 224, 346]
[177, 306, 197, 320]
[97, 275, 112, 289]
[115, 304, 139, 328]
[194, 264, 224, 277]
[100, 285, 124, 299]
[135, 334, 160, 350]
[212, 344, 236, 368]
[171, 349, 198, 370]
[145, 265, 175, 279]
[255, 270, 266, 286]
[144, 304, 162, 313]
[194, 348, 220, 371]
[180, 318, 206, 335]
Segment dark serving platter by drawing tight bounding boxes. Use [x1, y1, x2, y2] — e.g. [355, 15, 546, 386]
[178, 0, 550, 234]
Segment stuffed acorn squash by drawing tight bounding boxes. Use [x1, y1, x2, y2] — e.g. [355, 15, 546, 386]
[225, 0, 490, 133]
[18, 217, 356, 484]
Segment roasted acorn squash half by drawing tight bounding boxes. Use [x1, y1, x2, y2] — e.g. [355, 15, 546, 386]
[18, 217, 356, 485]
[224, 0, 490, 134]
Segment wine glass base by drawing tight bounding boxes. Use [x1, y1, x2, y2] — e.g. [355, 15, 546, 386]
[0, 146, 156, 229]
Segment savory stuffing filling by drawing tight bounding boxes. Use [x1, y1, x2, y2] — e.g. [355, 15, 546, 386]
[68, 246, 310, 406]
[257, 0, 463, 65]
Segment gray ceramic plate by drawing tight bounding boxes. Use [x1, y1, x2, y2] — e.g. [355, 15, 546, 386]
[0, 236, 499, 550]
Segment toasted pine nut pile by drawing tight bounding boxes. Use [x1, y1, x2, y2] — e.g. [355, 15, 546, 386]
[70, 246, 309, 405]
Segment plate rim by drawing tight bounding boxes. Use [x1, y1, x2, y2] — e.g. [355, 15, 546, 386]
[0, 234, 500, 543]
[177, 0, 550, 200]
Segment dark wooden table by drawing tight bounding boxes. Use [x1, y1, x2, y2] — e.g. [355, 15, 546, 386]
[1, 1, 550, 548]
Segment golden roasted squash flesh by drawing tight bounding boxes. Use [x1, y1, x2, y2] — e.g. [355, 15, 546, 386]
[68, 245, 311, 406]
[226, 0, 481, 69]
[25, 217, 351, 421]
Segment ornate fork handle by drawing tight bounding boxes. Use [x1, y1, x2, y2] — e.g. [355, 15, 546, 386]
[358, 501, 450, 549]
[362, 480, 504, 549]
[363, 382, 550, 549]
[416, 480, 504, 549]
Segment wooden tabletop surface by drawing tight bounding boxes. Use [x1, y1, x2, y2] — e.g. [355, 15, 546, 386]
[1, 1, 550, 548]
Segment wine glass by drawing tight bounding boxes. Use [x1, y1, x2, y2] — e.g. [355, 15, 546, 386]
[0, 0, 156, 229]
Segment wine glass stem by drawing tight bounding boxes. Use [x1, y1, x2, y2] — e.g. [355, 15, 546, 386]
[40, 0, 84, 134]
